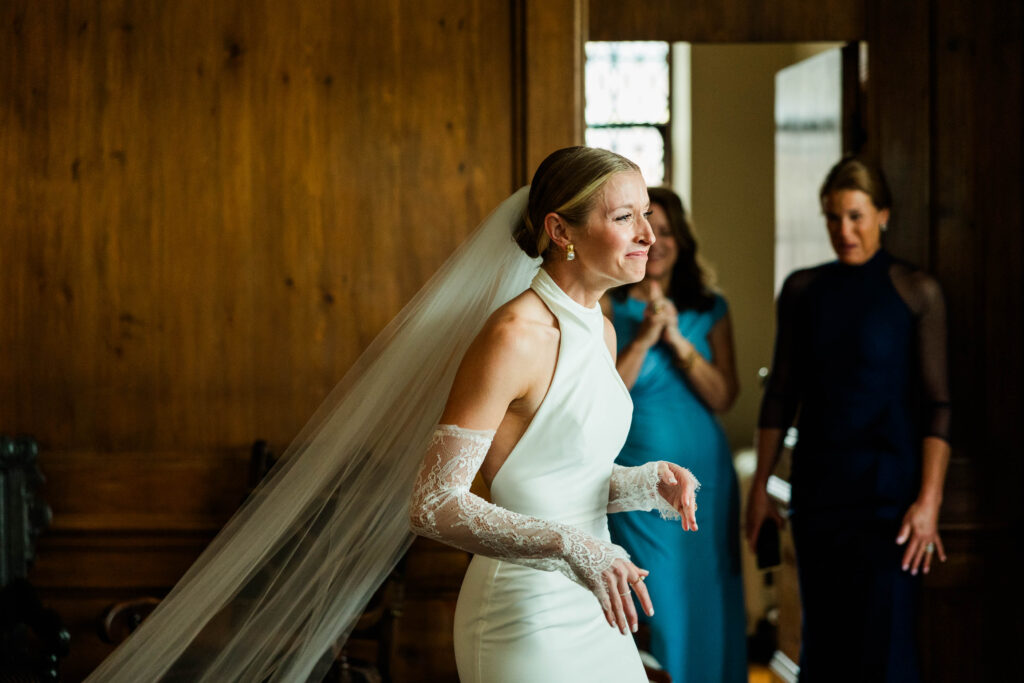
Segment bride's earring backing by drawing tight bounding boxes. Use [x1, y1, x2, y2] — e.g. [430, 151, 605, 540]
[566, 243, 575, 261]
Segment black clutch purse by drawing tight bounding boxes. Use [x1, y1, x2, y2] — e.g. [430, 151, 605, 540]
[755, 521, 781, 569]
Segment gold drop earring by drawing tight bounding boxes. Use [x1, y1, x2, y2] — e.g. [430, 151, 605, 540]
[566, 243, 575, 261]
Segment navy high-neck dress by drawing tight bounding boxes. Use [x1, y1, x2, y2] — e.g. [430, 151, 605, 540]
[759, 249, 950, 682]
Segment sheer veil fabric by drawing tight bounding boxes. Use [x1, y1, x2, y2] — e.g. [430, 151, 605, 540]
[86, 187, 539, 682]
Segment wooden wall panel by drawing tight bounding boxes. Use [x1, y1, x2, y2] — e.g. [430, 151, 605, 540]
[931, 0, 1024, 509]
[921, 1, 1024, 680]
[522, 0, 587, 178]
[589, 0, 865, 42]
[0, 1, 531, 679]
[392, 537, 469, 682]
[0, 0, 514, 458]
[863, 0, 931, 266]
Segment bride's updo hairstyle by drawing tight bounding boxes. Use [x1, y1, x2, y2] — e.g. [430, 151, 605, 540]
[514, 146, 640, 260]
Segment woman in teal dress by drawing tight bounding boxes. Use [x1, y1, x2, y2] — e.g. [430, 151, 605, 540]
[605, 187, 747, 683]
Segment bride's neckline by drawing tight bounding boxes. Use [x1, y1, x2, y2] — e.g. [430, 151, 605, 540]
[530, 269, 606, 339]
[531, 268, 603, 317]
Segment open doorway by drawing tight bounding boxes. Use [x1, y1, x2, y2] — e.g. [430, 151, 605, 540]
[584, 40, 857, 683]
[584, 41, 851, 451]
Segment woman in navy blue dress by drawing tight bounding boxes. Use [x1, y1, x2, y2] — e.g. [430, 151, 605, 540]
[746, 157, 952, 682]
[605, 187, 748, 683]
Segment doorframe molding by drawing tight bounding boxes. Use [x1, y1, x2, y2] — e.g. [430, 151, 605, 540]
[513, 0, 588, 189]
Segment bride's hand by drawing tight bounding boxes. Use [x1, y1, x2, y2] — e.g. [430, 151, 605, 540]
[598, 558, 652, 635]
[656, 462, 700, 531]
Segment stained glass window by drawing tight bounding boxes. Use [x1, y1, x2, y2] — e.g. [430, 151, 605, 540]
[585, 127, 666, 188]
[585, 42, 670, 186]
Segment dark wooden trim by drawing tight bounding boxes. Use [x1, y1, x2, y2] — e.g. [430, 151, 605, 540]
[841, 41, 867, 154]
[511, 0, 528, 188]
[588, 0, 866, 42]
[862, 0, 932, 268]
[523, 0, 587, 174]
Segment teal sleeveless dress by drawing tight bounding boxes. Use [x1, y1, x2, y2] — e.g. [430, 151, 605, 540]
[608, 294, 747, 683]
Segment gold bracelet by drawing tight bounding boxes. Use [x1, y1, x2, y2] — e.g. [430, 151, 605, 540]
[677, 348, 698, 371]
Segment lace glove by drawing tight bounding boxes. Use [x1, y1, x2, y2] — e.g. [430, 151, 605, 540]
[607, 462, 700, 521]
[409, 424, 629, 600]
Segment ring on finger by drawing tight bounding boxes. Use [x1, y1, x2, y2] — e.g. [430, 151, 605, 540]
[629, 576, 644, 586]
[619, 590, 630, 596]
[926, 542, 935, 553]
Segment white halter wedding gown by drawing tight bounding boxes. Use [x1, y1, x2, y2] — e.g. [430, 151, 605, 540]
[88, 188, 666, 683]
[452, 269, 648, 682]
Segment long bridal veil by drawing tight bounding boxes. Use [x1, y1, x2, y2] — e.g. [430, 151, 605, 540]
[87, 187, 538, 682]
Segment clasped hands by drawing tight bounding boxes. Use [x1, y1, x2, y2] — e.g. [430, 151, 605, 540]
[637, 283, 697, 362]
[599, 461, 699, 635]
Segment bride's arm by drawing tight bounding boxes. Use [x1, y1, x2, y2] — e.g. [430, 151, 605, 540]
[607, 462, 700, 530]
[408, 306, 651, 633]
[409, 310, 622, 587]
[600, 305, 700, 529]
[410, 424, 628, 588]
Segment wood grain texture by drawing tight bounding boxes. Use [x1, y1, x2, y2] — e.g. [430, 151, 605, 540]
[3, 0, 1021, 680]
[863, 0, 931, 267]
[0, 0, 513, 457]
[392, 537, 470, 682]
[1, 0, 516, 678]
[589, 0, 866, 42]
[522, 0, 587, 178]
[921, 1, 1024, 679]
[932, 0, 1024, 479]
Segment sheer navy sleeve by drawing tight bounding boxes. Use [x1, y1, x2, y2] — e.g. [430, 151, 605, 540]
[889, 262, 952, 443]
[758, 268, 817, 430]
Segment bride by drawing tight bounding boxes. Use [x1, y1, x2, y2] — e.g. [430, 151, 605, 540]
[409, 146, 699, 681]
[85, 146, 699, 682]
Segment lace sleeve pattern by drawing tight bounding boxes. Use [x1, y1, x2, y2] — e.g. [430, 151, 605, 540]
[606, 462, 681, 520]
[409, 425, 629, 599]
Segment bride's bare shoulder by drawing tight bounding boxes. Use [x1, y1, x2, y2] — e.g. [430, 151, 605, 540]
[470, 289, 559, 363]
[442, 290, 559, 425]
[492, 289, 558, 338]
[445, 289, 558, 413]
[497, 289, 557, 324]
